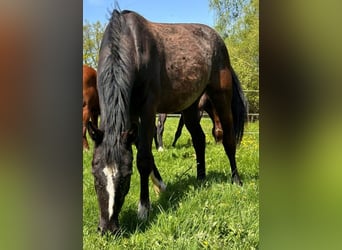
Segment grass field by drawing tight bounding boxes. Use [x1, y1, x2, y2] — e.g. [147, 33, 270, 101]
[83, 118, 259, 249]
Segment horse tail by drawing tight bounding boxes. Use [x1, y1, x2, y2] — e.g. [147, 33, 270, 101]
[231, 68, 248, 145]
[97, 9, 133, 163]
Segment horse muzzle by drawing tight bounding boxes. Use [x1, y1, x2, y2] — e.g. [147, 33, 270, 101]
[98, 218, 120, 235]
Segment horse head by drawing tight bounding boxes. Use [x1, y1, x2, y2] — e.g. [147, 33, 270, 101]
[86, 121, 138, 234]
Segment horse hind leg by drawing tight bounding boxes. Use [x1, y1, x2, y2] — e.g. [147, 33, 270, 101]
[213, 93, 242, 185]
[182, 103, 206, 180]
[203, 98, 223, 143]
[208, 89, 243, 185]
[155, 113, 166, 151]
[172, 115, 185, 147]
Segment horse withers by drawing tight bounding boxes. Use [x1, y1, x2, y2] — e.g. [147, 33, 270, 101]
[87, 9, 247, 235]
[83, 65, 100, 150]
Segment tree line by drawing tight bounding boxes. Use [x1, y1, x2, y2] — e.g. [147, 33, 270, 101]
[83, 0, 258, 113]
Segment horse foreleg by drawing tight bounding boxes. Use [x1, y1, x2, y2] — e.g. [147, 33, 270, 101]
[136, 145, 152, 220]
[136, 110, 165, 220]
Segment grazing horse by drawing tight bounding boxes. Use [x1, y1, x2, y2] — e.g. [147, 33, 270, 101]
[87, 9, 247, 234]
[154, 92, 223, 151]
[83, 65, 100, 150]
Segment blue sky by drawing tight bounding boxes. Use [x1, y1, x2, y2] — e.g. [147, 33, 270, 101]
[83, 0, 215, 27]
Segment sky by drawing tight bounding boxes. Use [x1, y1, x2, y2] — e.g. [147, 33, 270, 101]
[83, 0, 215, 27]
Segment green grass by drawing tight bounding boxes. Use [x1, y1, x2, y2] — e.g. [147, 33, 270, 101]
[83, 118, 259, 249]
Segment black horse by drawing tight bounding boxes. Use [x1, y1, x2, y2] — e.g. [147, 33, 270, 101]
[87, 9, 247, 235]
[154, 92, 223, 151]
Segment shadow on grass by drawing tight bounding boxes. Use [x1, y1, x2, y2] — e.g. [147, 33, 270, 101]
[118, 170, 235, 237]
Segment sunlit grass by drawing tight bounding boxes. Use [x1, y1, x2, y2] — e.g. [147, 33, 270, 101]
[83, 117, 259, 249]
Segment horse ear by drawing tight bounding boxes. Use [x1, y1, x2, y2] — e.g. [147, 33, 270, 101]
[86, 121, 104, 146]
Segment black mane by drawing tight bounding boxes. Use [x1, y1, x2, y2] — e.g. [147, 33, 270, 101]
[98, 9, 134, 164]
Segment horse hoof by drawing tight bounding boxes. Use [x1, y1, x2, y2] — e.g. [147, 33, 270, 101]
[197, 174, 206, 181]
[231, 175, 243, 186]
[157, 146, 164, 152]
[137, 202, 150, 221]
[150, 172, 167, 194]
[153, 182, 167, 194]
[97, 223, 120, 236]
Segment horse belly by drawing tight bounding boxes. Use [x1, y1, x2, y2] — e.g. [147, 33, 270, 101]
[158, 58, 210, 113]
[157, 97, 200, 113]
[151, 23, 214, 113]
[157, 78, 207, 113]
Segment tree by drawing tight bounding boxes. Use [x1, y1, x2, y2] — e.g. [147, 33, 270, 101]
[210, 0, 259, 114]
[83, 20, 106, 68]
[209, 0, 247, 37]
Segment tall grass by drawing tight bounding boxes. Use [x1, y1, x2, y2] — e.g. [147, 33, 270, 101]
[83, 118, 259, 249]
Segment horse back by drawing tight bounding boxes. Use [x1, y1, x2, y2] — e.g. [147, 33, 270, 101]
[149, 22, 229, 112]
[104, 11, 232, 113]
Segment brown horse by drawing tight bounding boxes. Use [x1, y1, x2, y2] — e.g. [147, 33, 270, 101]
[155, 93, 223, 151]
[83, 65, 100, 150]
[87, 9, 247, 234]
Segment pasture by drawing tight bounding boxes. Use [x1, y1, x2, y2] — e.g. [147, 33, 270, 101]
[83, 117, 259, 249]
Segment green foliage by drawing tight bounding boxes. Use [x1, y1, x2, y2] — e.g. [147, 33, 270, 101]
[210, 0, 259, 114]
[209, 0, 247, 36]
[83, 117, 259, 249]
[83, 20, 106, 68]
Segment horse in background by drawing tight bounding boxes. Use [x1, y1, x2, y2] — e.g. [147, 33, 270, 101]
[83, 65, 100, 150]
[154, 93, 223, 151]
[87, 9, 247, 234]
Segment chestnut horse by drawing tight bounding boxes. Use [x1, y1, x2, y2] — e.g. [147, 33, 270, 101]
[87, 9, 247, 234]
[155, 92, 223, 151]
[83, 65, 100, 150]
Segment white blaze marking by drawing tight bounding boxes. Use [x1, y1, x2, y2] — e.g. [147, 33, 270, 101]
[150, 172, 167, 194]
[103, 165, 117, 220]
